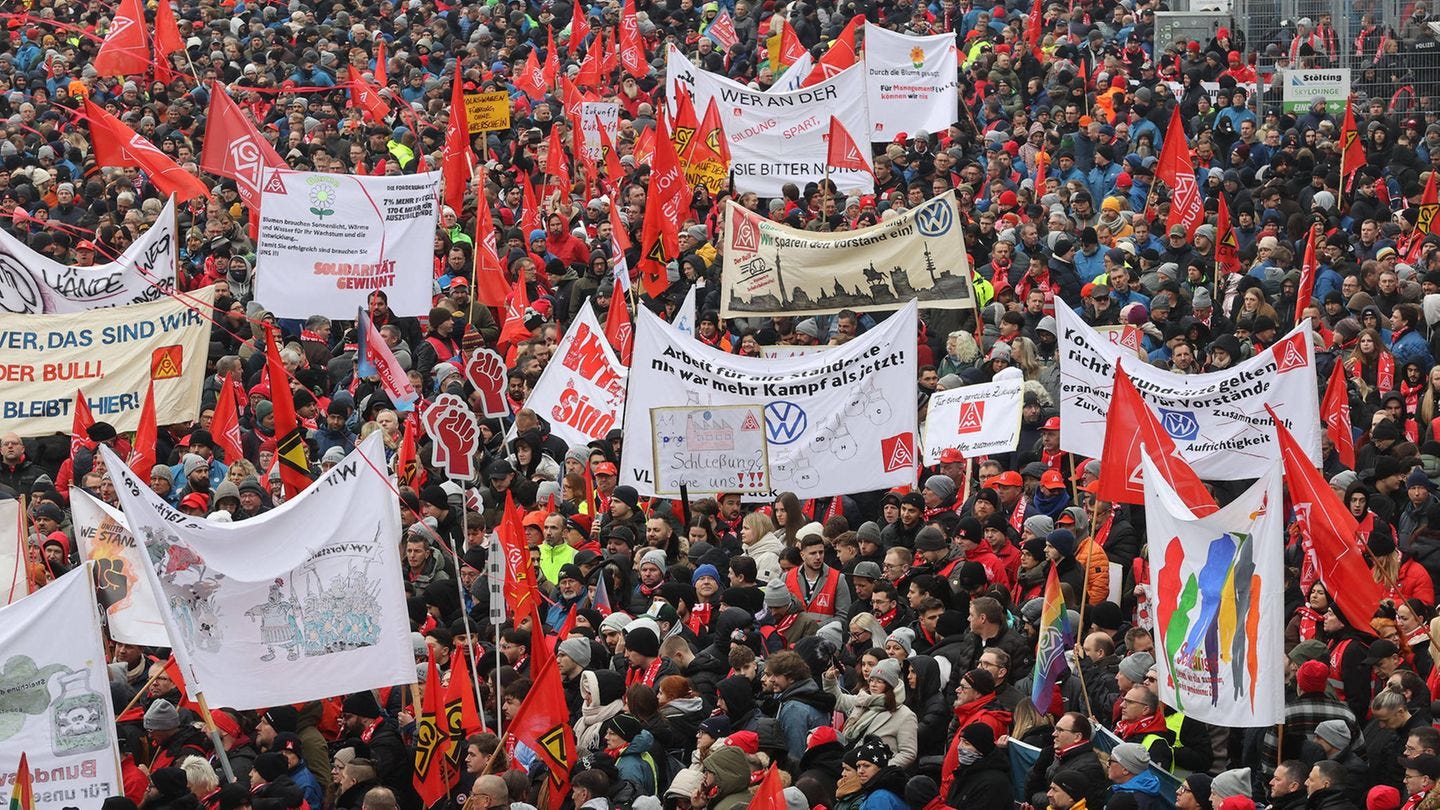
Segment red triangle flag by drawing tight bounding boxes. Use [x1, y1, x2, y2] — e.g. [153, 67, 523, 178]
[473, 189, 509, 307]
[802, 15, 861, 87]
[604, 276, 634, 364]
[201, 82, 286, 208]
[70, 389, 95, 462]
[569, 0, 591, 56]
[619, 0, 647, 78]
[347, 66, 392, 122]
[93, 0, 150, 77]
[412, 649, 450, 806]
[126, 381, 157, 476]
[693, 98, 731, 166]
[519, 172, 542, 239]
[497, 275, 532, 357]
[1096, 360, 1218, 516]
[211, 373, 244, 465]
[85, 99, 210, 201]
[442, 61, 472, 216]
[264, 326, 311, 498]
[443, 648, 487, 771]
[750, 764, 787, 809]
[375, 39, 388, 87]
[778, 20, 807, 67]
[1024, 0, 1045, 61]
[1295, 224, 1319, 311]
[506, 643, 576, 802]
[825, 115, 870, 174]
[1321, 359, 1356, 470]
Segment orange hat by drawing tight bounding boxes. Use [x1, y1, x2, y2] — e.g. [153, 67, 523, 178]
[1040, 470, 1066, 489]
[1056, 511, 1077, 525]
[1080, 480, 1103, 494]
[990, 471, 1023, 488]
[1041, 416, 1061, 431]
[522, 511, 547, 530]
[593, 461, 617, 476]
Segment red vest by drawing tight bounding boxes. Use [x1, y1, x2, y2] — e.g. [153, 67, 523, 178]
[785, 566, 840, 615]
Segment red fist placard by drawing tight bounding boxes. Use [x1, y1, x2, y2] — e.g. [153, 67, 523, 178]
[421, 393, 480, 480]
[465, 348, 509, 418]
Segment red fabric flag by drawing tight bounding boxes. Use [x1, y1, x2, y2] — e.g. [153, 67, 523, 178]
[1339, 100, 1365, 186]
[602, 27, 619, 76]
[84, 99, 210, 201]
[519, 172, 542, 239]
[498, 493, 539, 615]
[93, 0, 150, 77]
[1321, 359, 1356, 470]
[704, 9, 740, 52]
[201, 82, 286, 208]
[1097, 360, 1218, 516]
[264, 326, 311, 498]
[154, 0, 185, 64]
[825, 115, 870, 174]
[1296, 224, 1319, 311]
[1156, 106, 1202, 238]
[517, 48, 547, 99]
[1214, 192, 1241, 276]
[692, 98, 731, 166]
[397, 411, 426, 490]
[543, 28, 560, 89]
[443, 649, 487, 771]
[544, 124, 571, 201]
[619, 0, 647, 78]
[506, 643, 576, 801]
[576, 43, 600, 89]
[637, 116, 686, 298]
[211, 374, 244, 465]
[1269, 406, 1381, 633]
[750, 764, 786, 809]
[671, 82, 701, 164]
[604, 276, 633, 364]
[631, 124, 656, 167]
[778, 20, 807, 67]
[375, 39, 388, 87]
[412, 649, 450, 806]
[803, 16, 861, 86]
[1035, 149, 1049, 186]
[607, 190, 632, 253]
[348, 66, 392, 121]
[126, 382, 156, 476]
[598, 115, 625, 180]
[1420, 170, 1440, 236]
[569, 0, 591, 56]
[497, 275, 532, 358]
[1024, 0, 1045, 61]
[473, 190, 509, 307]
[443, 61, 472, 216]
[71, 389, 95, 462]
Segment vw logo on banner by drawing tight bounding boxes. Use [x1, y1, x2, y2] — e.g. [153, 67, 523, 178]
[764, 401, 808, 445]
[1158, 409, 1200, 441]
[914, 198, 954, 237]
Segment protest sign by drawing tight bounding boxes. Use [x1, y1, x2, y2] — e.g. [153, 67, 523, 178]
[256, 170, 439, 318]
[771, 52, 813, 91]
[1056, 305, 1320, 479]
[1282, 69, 1351, 114]
[922, 378, 1023, 463]
[1145, 455, 1285, 727]
[0, 498, 28, 605]
[579, 101, 619, 161]
[103, 434, 415, 710]
[0, 286, 213, 437]
[0, 566, 123, 810]
[719, 196, 974, 317]
[666, 47, 872, 197]
[621, 302, 917, 500]
[516, 305, 627, 448]
[423, 394, 481, 480]
[465, 91, 512, 133]
[863, 27, 960, 143]
[0, 197, 177, 314]
[650, 405, 770, 496]
[70, 490, 170, 648]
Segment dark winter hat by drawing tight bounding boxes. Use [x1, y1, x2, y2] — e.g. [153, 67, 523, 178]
[263, 704, 299, 732]
[1054, 770, 1094, 804]
[341, 691, 382, 718]
[961, 722, 996, 755]
[602, 712, 644, 742]
[625, 627, 661, 657]
[253, 752, 289, 782]
[854, 734, 894, 766]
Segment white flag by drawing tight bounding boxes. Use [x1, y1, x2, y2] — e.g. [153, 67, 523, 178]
[0, 498, 30, 605]
[71, 489, 171, 647]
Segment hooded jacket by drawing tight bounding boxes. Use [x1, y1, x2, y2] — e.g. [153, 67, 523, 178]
[744, 531, 785, 584]
[703, 745, 757, 810]
[946, 744, 1012, 810]
[906, 655, 953, 755]
[824, 676, 918, 769]
[773, 678, 831, 768]
[716, 674, 761, 731]
[689, 608, 753, 705]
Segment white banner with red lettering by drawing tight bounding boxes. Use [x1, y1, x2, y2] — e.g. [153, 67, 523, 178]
[863, 27, 960, 143]
[922, 377, 1024, 463]
[1056, 305, 1321, 479]
[514, 304, 627, 448]
[255, 170, 439, 318]
[71, 489, 170, 648]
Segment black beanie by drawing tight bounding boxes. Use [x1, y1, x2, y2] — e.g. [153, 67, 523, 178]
[626, 627, 661, 657]
[341, 691, 382, 718]
[962, 722, 996, 755]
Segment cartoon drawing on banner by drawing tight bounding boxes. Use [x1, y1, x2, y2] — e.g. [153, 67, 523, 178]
[0, 657, 66, 741]
[50, 669, 109, 756]
[651, 405, 769, 496]
[247, 580, 304, 661]
[844, 378, 893, 426]
[245, 536, 385, 661]
[142, 524, 225, 654]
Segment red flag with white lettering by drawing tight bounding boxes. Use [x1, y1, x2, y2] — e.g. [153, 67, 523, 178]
[1156, 106, 1202, 238]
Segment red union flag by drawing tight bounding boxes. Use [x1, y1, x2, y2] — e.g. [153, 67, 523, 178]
[1321, 359, 1355, 469]
[825, 115, 869, 174]
[619, 0, 647, 79]
[881, 433, 915, 473]
[85, 99, 210, 201]
[1156, 106, 1202, 238]
[202, 82, 286, 206]
[704, 8, 739, 51]
[94, 0, 150, 77]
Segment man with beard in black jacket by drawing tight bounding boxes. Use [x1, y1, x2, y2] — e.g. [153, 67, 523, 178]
[339, 692, 417, 810]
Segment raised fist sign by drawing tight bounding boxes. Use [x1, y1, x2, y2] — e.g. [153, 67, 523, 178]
[465, 348, 509, 418]
[421, 393, 479, 480]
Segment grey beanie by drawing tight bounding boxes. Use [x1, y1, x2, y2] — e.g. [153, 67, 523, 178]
[181, 453, 207, 476]
[1111, 742, 1151, 774]
[869, 657, 902, 689]
[558, 637, 593, 668]
[1211, 769, 1252, 801]
[764, 579, 793, 608]
[143, 698, 180, 731]
[1118, 651, 1155, 683]
[857, 521, 882, 543]
[1023, 515, 1055, 539]
[1329, 470, 1358, 492]
[1036, 315, 1057, 335]
[1315, 720, 1352, 750]
[937, 373, 963, 390]
[924, 474, 958, 502]
[639, 549, 667, 571]
[885, 628, 915, 656]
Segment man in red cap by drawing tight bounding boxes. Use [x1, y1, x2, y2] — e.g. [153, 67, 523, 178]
[989, 470, 1033, 533]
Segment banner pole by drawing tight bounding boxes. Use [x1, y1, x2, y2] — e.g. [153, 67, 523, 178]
[453, 498, 488, 727]
[195, 691, 237, 784]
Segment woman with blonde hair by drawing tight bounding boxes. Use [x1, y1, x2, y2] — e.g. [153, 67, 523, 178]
[740, 510, 783, 584]
[1007, 336, 1042, 381]
[938, 330, 982, 378]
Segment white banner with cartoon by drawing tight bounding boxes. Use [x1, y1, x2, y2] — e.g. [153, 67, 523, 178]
[255, 170, 439, 319]
[100, 434, 415, 710]
[719, 196, 974, 317]
[513, 304, 627, 449]
[0, 566, 123, 810]
[1145, 455, 1285, 726]
[863, 27, 960, 143]
[0, 197, 177, 314]
[922, 377, 1023, 463]
[71, 489, 170, 648]
[621, 302, 918, 500]
[1056, 305, 1321, 480]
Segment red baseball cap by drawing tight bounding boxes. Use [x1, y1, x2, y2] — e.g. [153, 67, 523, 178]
[593, 462, 617, 476]
[1041, 416, 1061, 431]
[1040, 470, 1066, 490]
[939, 448, 965, 464]
[989, 471, 1023, 488]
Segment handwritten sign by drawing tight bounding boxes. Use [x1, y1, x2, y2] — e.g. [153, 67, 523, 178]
[650, 405, 769, 496]
[465, 92, 512, 133]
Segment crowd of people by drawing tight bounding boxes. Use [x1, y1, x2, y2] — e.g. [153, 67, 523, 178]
[10, 0, 1440, 807]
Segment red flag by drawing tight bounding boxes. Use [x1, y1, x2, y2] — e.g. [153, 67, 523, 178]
[71, 389, 95, 461]
[825, 115, 870, 174]
[692, 98, 731, 166]
[631, 124, 656, 167]
[1339, 99, 1365, 186]
[1214, 193, 1241, 276]
[506, 644, 576, 801]
[154, 0, 185, 65]
[125, 382, 156, 476]
[1156, 106, 1202, 238]
[1035, 149, 1049, 186]
[602, 27, 619, 76]
[703, 9, 740, 52]
[497, 493, 539, 615]
[497, 275, 532, 357]
[1096, 360, 1218, 516]
[576, 43, 600, 89]
[750, 764, 786, 809]
[375, 39, 388, 87]
[1269, 406, 1382, 633]
[1024, 0, 1045, 61]
[802, 16, 861, 86]
[671, 82, 701, 164]
[517, 48, 547, 99]
[519, 172, 542, 239]
[619, 0, 647, 78]
[637, 116, 687, 298]
[604, 276, 634, 364]
[412, 649, 450, 806]
[569, 0, 591, 56]
[443, 648, 487, 771]
[348, 66, 392, 121]
[397, 411, 426, 490]
[607, 191, 632, 253]
[1420, 170, 1440, 236]
[473, 190, 509, 307]
[264, 327, 311, 498]
[84, 99, 210, 201]
[1295, 224, 1319, 311]
[443, 63, 472, 216]
[93, 0, 150, 77]
[201, 82, 286, 208]
[544, 124, 571, 200]
[777, 20, 807, 67]
[1321, 359, 1356, 470]
[597, 115, 625, 179]
[211, 374, 244, 465]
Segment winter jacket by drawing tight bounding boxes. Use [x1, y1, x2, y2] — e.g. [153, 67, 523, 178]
[1025, 741, 1109, 810]
[613, 729, 660, 796]
[906, 655, 952, 756]
[945, 745, 1012, 810]
[860, 766, 911, 810]
[703, 746, 757, 810]
[744, 532, 785, 584]
[824, 676, 919, 769]
[1111, 768, 1168, 810]
[774, 679, 831, 768]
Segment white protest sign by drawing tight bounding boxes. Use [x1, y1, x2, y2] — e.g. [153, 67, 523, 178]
[516, 304, 627, 448]
[0, 566, 123, 810]
[580, 101, 620, 162]
[0, 197, 177, 314]
[70, 489, 170, 648]
[922, 378, 1024, 463]
[863, 27, 960, 142]
[1057, 304, 1321, 479]
[621, 302, 918, 500]
[256, 170, 440, 318]
[667, 47, 873, 197]
[0, 286, 213, 437]
[651, 404, 770, 496]
[0, 499, 29, 605]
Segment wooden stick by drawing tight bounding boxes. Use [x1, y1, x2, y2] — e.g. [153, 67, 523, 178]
[195, 691, 236, 783]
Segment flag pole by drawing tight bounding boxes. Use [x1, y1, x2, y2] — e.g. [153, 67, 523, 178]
[195, 691, 237, 783]
[452, 498, 488, 727]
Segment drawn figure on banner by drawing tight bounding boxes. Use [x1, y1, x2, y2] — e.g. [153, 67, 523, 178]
[50, 669, 109, 756]
[246, 543, 385, 661]
[142, 524, 226, 654]
[247, 579, 304, 662]
[0, 656, 67, 741]
[686, 411, 735, 451]
[844, 377, 893, 425]
[810, 417, 859, 461]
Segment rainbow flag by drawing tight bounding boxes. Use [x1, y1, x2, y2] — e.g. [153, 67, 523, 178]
[1030, 566, 1072, 714]
[8, 753, 33, 810]
[590, 572, 612, 617]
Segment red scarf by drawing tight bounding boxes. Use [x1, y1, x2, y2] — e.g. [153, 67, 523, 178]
[1114, 709, 1168, 739]
[1008, 494, 1028, 532]
[1379, 351, 1395, 395]
[874, 605, 898, 629]
[626, 657, 662, 688]
[1296, 606, 1323, 641]
[360, 716, 384, 743]
[687, 602, 713, 635]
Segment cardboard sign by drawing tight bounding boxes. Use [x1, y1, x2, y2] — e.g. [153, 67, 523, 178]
[650, 405, 769, 496]
[465, 91, 513, 133]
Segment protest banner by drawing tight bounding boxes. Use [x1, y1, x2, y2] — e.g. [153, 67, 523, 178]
[650, 404, 770, 496]
[760, 345, 829, 358]
[102, 434, 415, 709]
[70, 489, 170, 648]
[1282, 69, 1351, 114]
[922, 377, 1023, 463]
[0, 498, 28, 605]
[666, 47, 872, 197]
[0, 566, 123, 810]
[1056, 304, 1320, 479]
[0, 286, 213, 437]
[719, 196, 974, 317]
[863, 27, 960, 143]
[771, 52, 813, 91]
[621, 302, 917, 500]
[465, 91, 512, 133]
[515, 305, 627, 448]
[255, 170, 439, 318]
[1144, 454, 1284, 726]
[579, 101, 619, 162]
[0, 197, 177, 314]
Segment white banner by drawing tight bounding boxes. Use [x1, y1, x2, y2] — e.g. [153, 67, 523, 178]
[772, 52, 814, 92]
[515, 304, 627, 448]
[0, 499, 29, 605]
[0, 566, 123, 810]
[1056, 305, 1320, 479]
[71, 490, 170, 648]
[922, 378, 1023, 463]
[580, 102, 620, 162]
[666, 47, 873, 197]
[256, 170, 440, 318]
[863, 28, 960, 143]
[0, 286, 214, 437]
[651, 404, 770, 496]
[1282, 69, 1351, 115]
[1145, 454, 1284, 726]
[0, 198, 177, 314]
[719, 196, 974, 318]
[621, 302, 918, 500]
[102, 434, 416, 710]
